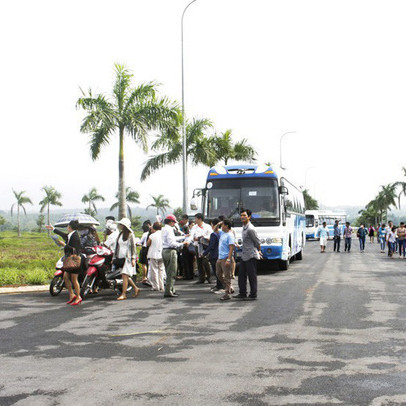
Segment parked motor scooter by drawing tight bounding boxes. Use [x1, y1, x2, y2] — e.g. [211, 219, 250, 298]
[49, 250, 88, 297]
[49, 256, 65, 296]
[80, 246, 138, 300]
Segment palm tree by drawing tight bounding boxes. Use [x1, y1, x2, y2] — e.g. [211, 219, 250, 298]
[110, 187, 140, 218]
[36, 214, 45, 233]
[210, 129, 256, 165]
[393, 167, 406, 209]
[303, 189, 319, 210]
[357, 206, 379, 226]
[39, 186, 62, 235]
[77, 64, 179, 220]
[364, 184, 397, 223]
[82, 187, 105, 216]
[11, 190, 33, 237]
[147, 194, 170, 217]
[380, 184, 397, 221]
[141, 117, 214, 181]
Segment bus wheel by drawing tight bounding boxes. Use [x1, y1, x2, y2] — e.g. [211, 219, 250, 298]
[296, 250, 303, 260]
[279, 259, 289, 271]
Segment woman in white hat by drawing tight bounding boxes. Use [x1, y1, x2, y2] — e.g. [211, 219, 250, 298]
[113, 218, 140, 300]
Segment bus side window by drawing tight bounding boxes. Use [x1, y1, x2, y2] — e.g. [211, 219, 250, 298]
[285, 195, 293, 214]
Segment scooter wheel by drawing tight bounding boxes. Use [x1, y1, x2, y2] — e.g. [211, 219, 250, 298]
[50, 275, 64, 296]
[80, 275, 95, 300]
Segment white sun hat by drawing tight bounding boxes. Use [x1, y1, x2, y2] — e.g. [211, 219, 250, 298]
[117, 217, 132, 231]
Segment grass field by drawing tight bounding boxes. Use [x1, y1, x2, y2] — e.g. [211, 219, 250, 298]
[0, 231, 62, 286]
[0, 231, 144, 287]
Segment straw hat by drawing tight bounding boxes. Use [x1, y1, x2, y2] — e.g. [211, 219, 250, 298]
[117, 217, 132, 231]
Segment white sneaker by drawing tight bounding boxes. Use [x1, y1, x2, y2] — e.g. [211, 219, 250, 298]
[214, 289, 225, 294]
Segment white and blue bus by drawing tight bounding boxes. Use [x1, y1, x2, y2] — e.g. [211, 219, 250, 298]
[191, 164, 306, 271]
[305, 210, 347, 239]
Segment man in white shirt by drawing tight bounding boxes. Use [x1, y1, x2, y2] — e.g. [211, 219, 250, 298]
[103, 220, 119, 252]
[162, 214, 187, 298]
[186, 213, 212, 284]
[147, 222, 165, 291]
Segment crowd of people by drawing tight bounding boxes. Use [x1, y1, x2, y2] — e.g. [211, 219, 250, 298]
[316, 220, 406, 257]
[134, 209, 261, 301]
[47, 208, 262, 305]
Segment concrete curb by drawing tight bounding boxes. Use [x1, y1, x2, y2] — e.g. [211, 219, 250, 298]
[0, 285, 49, 295]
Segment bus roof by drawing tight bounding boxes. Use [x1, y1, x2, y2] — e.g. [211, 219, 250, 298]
[207, 165, 278, 180]
[305, 210, 346, 216]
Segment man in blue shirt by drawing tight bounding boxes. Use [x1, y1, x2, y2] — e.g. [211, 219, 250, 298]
[333, 220, 341, 252]
[214, 219, 235, 301]
[317, 222, 329, 253]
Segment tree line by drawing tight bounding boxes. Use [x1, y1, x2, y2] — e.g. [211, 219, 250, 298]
[5, 187, 178, 237]
[357, 167, 406, 225]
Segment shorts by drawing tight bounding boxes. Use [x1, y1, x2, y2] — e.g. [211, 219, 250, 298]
[320, 237, 327, 246]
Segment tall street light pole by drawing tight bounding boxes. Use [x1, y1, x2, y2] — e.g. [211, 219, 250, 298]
[181, 0, 198, 212]
[279, 131, 296, 170]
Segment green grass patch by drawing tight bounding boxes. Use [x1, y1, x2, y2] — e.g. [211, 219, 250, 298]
[0, 231, 61, 286]
[0, 231, 145, 286]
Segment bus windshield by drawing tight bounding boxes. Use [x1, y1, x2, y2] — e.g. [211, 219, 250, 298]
[205, 178, 280, 223]
[319, 215, 346, 225]
[306, 215, 314, 227]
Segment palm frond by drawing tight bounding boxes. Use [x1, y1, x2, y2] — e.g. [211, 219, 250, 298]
[124, 82, 157, 114]
[110, 202, 119, 212]
[113, 64, 133, 113]
[140, 144, 182, 181]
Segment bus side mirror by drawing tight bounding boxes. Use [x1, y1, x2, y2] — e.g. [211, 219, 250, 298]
[190, 197, 198, 211]
[279, 186, 289, 195]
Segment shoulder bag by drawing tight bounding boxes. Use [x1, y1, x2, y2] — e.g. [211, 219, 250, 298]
[63, 248, 81, 272]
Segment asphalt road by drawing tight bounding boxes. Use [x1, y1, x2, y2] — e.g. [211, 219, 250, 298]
[1, 240, 406, 406]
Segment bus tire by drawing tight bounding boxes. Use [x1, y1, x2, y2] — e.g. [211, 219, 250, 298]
[279, 259, 289, 271]
[296, 250, 303, 260]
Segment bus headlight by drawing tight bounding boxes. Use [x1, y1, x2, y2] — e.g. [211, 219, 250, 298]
[260, 238, 266, 244]
[271, 238, 282, 244]
[266, 238, 272, 244]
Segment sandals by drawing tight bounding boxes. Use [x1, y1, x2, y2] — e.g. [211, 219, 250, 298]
[117, 295, 127, 301]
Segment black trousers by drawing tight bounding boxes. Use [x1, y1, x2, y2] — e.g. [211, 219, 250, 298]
[238, 258, 258, 297]
[197, 256, 211, 282]
[181, 247, 194, 279]
[333, 236, 341, 252]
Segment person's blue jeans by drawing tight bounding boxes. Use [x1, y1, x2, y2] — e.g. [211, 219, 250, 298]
[388, 242, 395, 256]
[345, 238, 351, 252]
[380, 237, 386, 251]
[359, 237, 366, 251]
[399, 240, 406, 257]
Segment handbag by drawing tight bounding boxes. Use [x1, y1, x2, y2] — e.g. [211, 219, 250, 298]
[63, 249, 81, 272]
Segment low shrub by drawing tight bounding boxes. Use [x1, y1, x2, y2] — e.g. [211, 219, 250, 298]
[0, 268, 23, 285]
[24, 268, 52, 285]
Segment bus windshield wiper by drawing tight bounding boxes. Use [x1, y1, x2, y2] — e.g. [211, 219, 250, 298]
[226, 206, 240, 219]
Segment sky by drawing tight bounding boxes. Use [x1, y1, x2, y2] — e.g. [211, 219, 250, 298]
[1, 0, 406, 214]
